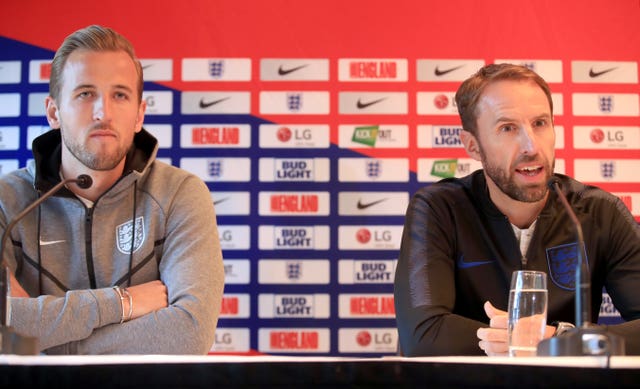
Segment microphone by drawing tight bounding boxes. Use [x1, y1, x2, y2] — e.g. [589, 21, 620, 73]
[0, 174, 92, 354]
[537, 177, 624, 356]
[547, 178, 590, 327]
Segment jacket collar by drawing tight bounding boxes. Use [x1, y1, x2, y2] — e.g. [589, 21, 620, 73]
[30, 128, 158, 194]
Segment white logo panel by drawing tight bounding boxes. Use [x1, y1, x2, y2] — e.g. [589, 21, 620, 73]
[181, 58, 251, 81]
[259, 124, 330, 149]
[258, 225, 330, 250]
[258, 294, 330, 318]
[338, 158, 409, 182]
[338, 259, 397, 284]
[180, 157, 251, 182]
[258, 259, 330, 284]
[338, 192, 409, 216]
[259, 158, 330, 182]
[218, 225, 251, 250]
[258, 192, 330, 216]
[338, 58, 408, 82]
[338, 226, 403, 250]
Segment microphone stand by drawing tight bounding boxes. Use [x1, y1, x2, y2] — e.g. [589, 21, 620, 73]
[537, 179, 625, 356]
[0, 175, 92, 354]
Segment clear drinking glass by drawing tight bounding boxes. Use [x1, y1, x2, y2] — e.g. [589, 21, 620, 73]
[508, 270, 548, 357]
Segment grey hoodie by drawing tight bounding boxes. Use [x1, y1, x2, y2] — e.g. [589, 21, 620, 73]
[0, 129, 224, 354]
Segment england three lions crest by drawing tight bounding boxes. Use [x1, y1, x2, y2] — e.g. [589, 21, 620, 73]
[116, 216, 145, 254]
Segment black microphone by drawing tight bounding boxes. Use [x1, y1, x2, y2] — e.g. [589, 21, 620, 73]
[0, 174, 92, 354]
[547, 177, 590, 327]
[537, 176, 624, 356]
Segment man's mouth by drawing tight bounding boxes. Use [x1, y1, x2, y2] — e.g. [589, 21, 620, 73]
[516, 166, 543, 176]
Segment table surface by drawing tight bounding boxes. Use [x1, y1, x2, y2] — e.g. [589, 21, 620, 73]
[0, 355, 638, 388]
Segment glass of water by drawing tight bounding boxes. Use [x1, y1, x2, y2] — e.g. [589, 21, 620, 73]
[508, 270, 548, 357]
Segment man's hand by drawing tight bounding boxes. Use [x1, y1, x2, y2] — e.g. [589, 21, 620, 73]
[125, 280, 168, 320]
[477, 301, 557, 356]
[476, 301, 509, 356]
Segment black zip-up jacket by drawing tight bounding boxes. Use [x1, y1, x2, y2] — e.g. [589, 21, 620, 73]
[394, 171, 640, 356]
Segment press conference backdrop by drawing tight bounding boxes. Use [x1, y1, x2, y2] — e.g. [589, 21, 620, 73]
[0, 0, 638, 357]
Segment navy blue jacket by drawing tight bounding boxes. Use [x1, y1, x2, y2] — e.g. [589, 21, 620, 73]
[394, 171, 640, 356]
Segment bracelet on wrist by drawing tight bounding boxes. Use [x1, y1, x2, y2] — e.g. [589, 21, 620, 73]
[113, 286, 133, 324]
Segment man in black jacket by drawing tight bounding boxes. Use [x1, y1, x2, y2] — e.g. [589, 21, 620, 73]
[394, 63, 640, 356]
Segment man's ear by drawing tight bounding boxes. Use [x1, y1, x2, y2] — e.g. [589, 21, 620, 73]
[134, 98, 146, 133]
[460, 129, 481, 161]
[45, 96, 61, 129]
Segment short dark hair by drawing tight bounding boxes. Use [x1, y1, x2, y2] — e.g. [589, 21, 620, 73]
[49, 25, 143, 102]
[455, 63, 553, 136]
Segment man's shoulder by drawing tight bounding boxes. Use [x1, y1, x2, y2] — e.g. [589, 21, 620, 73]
[414, 171, 479, 199]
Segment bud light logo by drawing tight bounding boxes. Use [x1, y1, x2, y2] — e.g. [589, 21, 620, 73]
[275, 159, 314, 181]
[432, 126, 462, 147]
[599, 293, 621, 318]
[274, 295, 314, 317]
[275, 227, 313, 248]
[354, 261, 393, 283]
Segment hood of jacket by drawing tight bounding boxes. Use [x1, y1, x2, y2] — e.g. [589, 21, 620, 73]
[29, 128, 158, 197]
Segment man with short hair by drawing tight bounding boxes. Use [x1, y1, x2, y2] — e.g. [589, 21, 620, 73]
[0, 25, 224, 354]
[394, 63, 640, 356]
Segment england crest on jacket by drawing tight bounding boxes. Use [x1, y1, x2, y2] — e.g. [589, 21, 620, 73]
[116, 216, 145, 254]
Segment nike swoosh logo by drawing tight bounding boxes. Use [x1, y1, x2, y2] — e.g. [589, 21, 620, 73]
[456, 255, 494, 269]
[199, 97, 231, 109]
[357, 198, 388, 210]
[39, 239, 66, 246]
[356, 97, 387, 109]
[434, 65, 464, 76]
[213, 197, 229, 205]
[278, 64, 309, 76]
[589, 67, 617, 78]
[142, 64, 153, 70]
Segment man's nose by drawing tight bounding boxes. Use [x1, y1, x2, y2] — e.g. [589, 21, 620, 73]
[93, 96, 110, 121]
